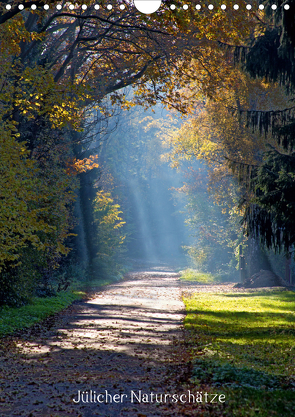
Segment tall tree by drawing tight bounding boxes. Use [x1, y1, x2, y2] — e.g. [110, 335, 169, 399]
[234, 1, 295, 254]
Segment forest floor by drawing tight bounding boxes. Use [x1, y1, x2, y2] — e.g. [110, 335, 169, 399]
[0, 268, 261, 417]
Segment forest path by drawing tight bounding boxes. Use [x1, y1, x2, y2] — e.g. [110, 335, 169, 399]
[0, 268, 195, 417]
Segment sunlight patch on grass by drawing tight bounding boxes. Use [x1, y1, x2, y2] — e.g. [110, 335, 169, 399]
[180, 269, 222, 283]
[183, 290, 295, 416]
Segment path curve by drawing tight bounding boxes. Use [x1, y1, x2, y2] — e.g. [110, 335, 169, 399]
[0, 268, 192, 417]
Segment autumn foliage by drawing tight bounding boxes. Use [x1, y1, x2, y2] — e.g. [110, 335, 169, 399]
[1, 1, 291, 304]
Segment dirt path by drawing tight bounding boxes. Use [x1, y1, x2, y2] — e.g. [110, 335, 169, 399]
[0, 268, 198, 417]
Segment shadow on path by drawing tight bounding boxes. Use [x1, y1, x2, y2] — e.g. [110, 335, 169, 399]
[0, 269, 194, 417]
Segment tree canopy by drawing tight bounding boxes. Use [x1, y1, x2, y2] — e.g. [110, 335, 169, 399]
[1, 1, 292, 303]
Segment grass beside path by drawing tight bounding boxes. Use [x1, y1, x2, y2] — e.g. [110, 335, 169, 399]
[183, 287, 295, 416]
[0, 278, 114, 338]
[179, 268, 232, 284]
[0, 291, 84, 337]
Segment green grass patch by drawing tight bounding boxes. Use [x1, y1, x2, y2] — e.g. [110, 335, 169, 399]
[0, 276, 117, 338]
[0, 290, 84, 337]
[183, 290, 295, 416]
[180, 269, 223, 283]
